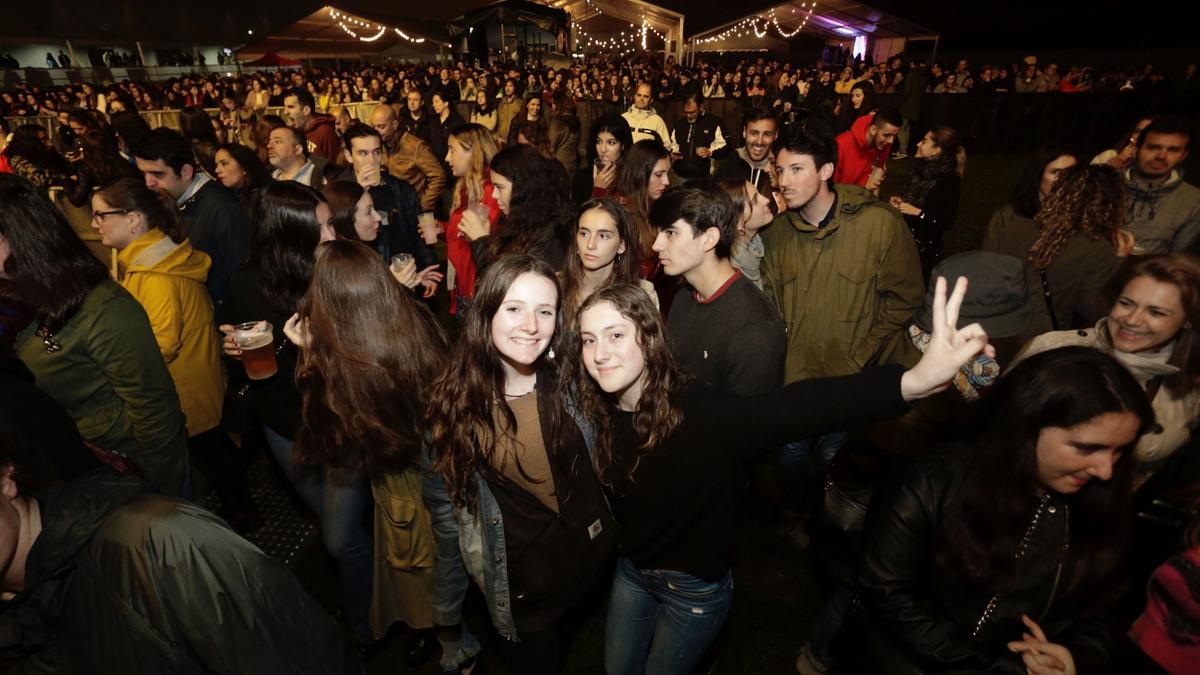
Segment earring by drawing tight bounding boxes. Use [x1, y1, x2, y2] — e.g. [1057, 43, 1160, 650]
[547, 347, 556, 360]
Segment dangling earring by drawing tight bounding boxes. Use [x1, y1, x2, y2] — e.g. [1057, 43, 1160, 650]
[547, 347, 556, 360]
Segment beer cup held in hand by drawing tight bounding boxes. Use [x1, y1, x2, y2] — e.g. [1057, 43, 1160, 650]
[232, 321, 277, 380]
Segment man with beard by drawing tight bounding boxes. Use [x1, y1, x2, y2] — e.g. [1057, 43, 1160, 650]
[715, 107, 779, 195]
[1122, 115, 1200, 253]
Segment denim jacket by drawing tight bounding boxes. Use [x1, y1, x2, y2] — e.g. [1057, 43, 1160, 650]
[421, 392, 597, 641]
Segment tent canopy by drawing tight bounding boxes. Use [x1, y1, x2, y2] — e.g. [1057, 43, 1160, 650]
[243, 52, 302, 67]
[236, 6, 448, 61]
[691, 0, 938, 45]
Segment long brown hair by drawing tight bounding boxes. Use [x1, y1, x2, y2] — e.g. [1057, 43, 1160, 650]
[613, 139, 670, 259]
[1104, 253, 1200, 397]
[293, 240, 447, 474]
[95, 177, 189, 244]
[1028, 164, 1124, 268]
[571, 284, 686, 485]
[449, 123, 498, 212]
[427, 254, 572, 511]
[559, 198, 643, 329]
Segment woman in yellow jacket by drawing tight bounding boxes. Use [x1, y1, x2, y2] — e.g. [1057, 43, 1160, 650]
[91, 178, 258, 529]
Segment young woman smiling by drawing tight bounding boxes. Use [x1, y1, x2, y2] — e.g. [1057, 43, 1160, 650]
[571, 277, 991, 675]
[1015, 253, 1200, 483]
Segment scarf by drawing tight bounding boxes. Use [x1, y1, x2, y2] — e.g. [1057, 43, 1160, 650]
[902, 154, 956, 208]
[1125, 168, 1183, 223]
[909, 324, 1000, 401]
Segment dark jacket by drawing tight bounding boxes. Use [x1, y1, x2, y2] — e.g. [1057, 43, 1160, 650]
[224, 265, 301, 439]
[177, 178, 252, 320]
[427, 109, 466, 177]
[670, 111, 727, 179]
[1, 470, 361, 674]
[325, 166, 435, 271]
[854, 454, 1120, 674]
[548, 112, 581, 175]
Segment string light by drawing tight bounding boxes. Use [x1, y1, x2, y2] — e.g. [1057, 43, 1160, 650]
[694, 2, 818, 45]
[328, 7, 426, 44]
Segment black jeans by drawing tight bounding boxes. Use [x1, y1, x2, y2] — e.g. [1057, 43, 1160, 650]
[188, 427, 254, 514]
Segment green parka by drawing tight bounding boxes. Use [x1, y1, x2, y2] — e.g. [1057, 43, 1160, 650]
[761, 184, 924, 383]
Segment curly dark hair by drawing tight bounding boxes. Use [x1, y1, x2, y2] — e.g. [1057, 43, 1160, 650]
[487, 144, 574, 264]
[570, 283, 686, 486]
[1028, 164, 1125, 268]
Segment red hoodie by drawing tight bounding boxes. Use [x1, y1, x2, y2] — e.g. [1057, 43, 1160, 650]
[833, 113, 891, 187]
[304, 114, 343, 163]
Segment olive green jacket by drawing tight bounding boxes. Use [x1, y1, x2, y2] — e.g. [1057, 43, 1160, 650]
[761, 184, 924, 383]
[16, 280, 188, 495]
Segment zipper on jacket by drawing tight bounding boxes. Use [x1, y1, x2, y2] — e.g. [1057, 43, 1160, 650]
[1036, 503, 1070, 625]
[971, 492, 1053, 638]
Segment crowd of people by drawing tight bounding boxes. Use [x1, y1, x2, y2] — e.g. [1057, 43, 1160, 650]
[0, 48, 1199, 675]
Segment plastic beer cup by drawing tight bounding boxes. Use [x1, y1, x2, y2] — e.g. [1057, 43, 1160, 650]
[232, 321, 277, 380]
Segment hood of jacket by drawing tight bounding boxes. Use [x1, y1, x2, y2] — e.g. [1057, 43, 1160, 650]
[1125, 168, 1188, 222]
[119, 228, 211, 282]
[849, 112, 876, 151]
[305, 113, 336, 134]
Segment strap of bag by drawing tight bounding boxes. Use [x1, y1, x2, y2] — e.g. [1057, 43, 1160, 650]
[1038, 268, 1059, 331]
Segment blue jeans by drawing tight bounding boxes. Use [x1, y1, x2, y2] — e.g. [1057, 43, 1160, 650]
[605, 556, 733, 675]
[263, 425, 374, 643]
[807, 585, 854, 668]
[777, 431, 849, 476]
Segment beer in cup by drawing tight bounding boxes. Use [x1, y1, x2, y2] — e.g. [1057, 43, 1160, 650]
[232, 321, 277, 380]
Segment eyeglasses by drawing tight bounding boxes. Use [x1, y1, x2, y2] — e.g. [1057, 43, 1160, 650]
[92, 208, 132, 222]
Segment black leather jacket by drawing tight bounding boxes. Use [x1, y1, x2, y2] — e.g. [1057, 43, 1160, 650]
[854, 454, 1119, 674]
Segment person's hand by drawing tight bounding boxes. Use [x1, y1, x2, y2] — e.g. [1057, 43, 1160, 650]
[900, 276, 994, 401]
[414, 265, 444, 297]
[390, 259, 418, 288]
[865, 168, 887, 192]
[282, 312, 310, 349]
[1115, 229, 1136, 257]
[417, 213, 442, 243]
[697, 147, 712, 158]
[1007, 615, 1076, 675]
[458, 208, 490, 241]
[889, 197, 920, 216]
[593, 161, 618, 189]
[217, 324, 242, 359]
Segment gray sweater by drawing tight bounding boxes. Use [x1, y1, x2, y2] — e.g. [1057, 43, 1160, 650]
[1123, 169, 1200, 254]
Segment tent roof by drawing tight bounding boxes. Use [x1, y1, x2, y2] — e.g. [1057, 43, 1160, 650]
[691, 0, 938, 44]
[236, 6, 449, 60]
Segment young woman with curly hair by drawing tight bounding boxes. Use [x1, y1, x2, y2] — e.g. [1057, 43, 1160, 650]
[423, 254, 617, 674]
[984, 163, 1126, 334]
[571, 278, 991, 675]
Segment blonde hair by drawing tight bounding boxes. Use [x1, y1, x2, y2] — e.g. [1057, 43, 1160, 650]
[449, 123, 499, 211]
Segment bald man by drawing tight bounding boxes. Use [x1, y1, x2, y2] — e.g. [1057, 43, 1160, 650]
[371, 103, 447, 224]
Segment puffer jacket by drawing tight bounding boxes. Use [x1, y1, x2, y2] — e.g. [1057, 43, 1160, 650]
[1123, 169, 1200, 254]
[854, 454, 1120, 674]
[1015, 319, 1200, 473]
[0, 469, 361, 674]
[119, 228, 223, 438]
[622, 105, 673, 151]
[761, 184, 924, 383]
[15, 280, 188, 496]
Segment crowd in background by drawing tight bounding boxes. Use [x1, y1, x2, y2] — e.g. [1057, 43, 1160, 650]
[0, 46, 1199, 675]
